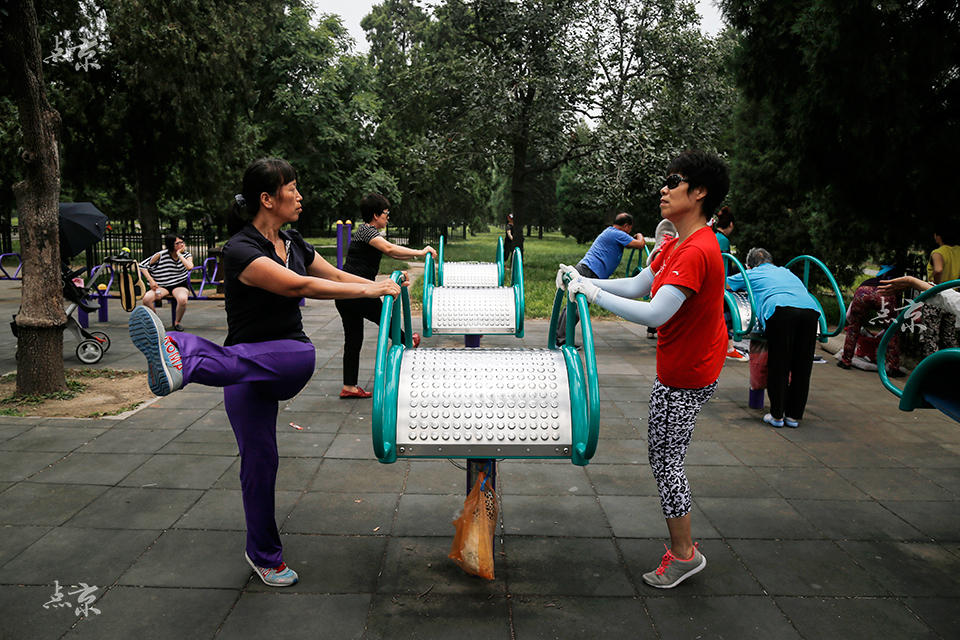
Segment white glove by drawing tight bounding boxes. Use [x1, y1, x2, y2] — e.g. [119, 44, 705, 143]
[555, 263, 579, 291]
[568, 276, 601, 304]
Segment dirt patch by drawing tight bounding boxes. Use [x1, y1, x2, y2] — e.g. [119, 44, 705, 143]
[0, 369, 152, 418]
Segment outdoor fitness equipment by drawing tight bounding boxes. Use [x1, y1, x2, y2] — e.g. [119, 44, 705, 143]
[722, 253, 845, 343]
[877, 279, 960, 423]
[371, 271, 599, 466]
[422, 240, 524, 338]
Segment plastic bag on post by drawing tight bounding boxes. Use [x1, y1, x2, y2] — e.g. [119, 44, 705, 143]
[448, 471, 497, 580]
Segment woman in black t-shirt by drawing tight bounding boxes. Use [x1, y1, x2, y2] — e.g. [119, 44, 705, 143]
[129, 158, 399, 588]
[335, 193, 436, 398]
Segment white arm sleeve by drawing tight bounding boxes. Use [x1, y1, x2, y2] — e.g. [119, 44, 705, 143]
[929, 289, 960, 327]
[588, 267, 654, 299]
[594, 284, 687, 327]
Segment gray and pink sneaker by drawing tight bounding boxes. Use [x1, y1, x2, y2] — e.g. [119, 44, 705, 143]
[129, 306, 183, 396]
[245, 552, 299, 587]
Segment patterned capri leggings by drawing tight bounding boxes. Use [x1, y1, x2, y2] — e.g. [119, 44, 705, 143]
[647, 378, 717, 519]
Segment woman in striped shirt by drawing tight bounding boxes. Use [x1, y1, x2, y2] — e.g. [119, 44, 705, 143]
[139, 233, 194, 330]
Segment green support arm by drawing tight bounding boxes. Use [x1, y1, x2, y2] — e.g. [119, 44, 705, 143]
[723, 252, 759, 340]
[372, 271, 412, 464]
[512, 246, 525, 338]
[497, 236, 505, 286]
[784, 255, 845, 340]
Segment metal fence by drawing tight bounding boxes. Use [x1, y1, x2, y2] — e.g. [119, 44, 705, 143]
[385, 224, 450, 247]
[85, 230, 215, 269]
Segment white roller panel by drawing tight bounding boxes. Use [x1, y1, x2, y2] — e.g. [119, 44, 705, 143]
[443, 262, 500, 287]
[431, 287, 516, 334]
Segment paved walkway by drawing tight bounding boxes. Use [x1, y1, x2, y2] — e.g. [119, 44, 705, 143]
[0, 279, 957, 639]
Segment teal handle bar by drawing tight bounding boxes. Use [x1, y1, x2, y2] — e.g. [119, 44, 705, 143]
[512, 246, 525, 337]
[497, 236, 505, 286]
[438, 236, 445, 286]
[372, 271, 413, 463]
[722, 252, 759, 340]
[877, 279, 960, 400]
[624, 243, 651, 277]
[784, 255, 845, 340]
[422, 252, 435, 337]
[547, 277, 600, 465]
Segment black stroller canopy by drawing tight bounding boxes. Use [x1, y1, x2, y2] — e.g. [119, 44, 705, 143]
[59, 202, 108, 259]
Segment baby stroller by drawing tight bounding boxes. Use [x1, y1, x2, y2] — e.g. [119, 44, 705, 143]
[10, 203, 112, 364]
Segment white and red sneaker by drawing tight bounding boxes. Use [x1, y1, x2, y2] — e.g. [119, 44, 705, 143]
[726, 348, 749, 362]
[129, 306, 183, 396]
[245, 552, 299, 587]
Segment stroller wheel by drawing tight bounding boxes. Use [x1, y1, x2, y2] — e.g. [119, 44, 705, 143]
[76, 339, 104, 364]
[89, 331, 111, 352]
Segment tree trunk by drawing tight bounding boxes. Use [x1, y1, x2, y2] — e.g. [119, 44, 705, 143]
[1, 0, 68, 394]
[510, 136, 528, 255]
[135, 153, 162, 257]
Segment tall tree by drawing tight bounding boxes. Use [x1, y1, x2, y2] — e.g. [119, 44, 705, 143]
[0, 0, 68, 394]
[720, 0, 960, 280]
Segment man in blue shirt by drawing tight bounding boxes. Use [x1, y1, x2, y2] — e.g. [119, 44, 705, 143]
[556, 212, 646, 345]
[726, 248, 821, 428]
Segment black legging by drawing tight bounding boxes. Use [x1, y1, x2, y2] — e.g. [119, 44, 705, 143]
[335, 297, 408, 387]
[335, 297, 383, 387]
[765, 307, 820, 420]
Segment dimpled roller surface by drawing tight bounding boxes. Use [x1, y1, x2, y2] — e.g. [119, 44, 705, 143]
[431, 287, 516, 334]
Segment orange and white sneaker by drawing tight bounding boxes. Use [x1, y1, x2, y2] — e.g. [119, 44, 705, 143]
[726, 348, 749, 362]
[245, 552, 299, 587]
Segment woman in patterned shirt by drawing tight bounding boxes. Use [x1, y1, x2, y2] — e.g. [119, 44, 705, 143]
[139, 233, 194, 331]
[336, 193, 437, 398]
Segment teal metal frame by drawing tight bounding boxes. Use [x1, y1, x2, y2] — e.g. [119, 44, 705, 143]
[623, 243, 651, 277]
[373, 271, 600, 466]
[877, 279, 960, 419]
[421, 245, 525, 338]
[723, 254, 844, 343]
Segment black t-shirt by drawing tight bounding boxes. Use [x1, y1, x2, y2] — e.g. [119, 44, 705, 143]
[222, 224, 316, 346]
[341, 223, 383, 281]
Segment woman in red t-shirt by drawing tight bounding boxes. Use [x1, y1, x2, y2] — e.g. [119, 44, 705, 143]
[561, 150, 729, 589]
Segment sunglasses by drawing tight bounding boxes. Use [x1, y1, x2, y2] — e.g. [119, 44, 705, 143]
[662, 174, 688, 190]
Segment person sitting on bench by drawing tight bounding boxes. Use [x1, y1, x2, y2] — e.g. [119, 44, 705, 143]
[140, 233, 193, 331]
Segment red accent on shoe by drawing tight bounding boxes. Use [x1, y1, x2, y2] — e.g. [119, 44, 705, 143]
[412, 333, 421, 348]
[340, 387, 373, 399]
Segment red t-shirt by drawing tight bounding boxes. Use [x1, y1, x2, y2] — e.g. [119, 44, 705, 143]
[650, 226, 727, 389]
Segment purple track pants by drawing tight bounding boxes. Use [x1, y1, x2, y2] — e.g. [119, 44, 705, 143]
[169, 331, 316, 568]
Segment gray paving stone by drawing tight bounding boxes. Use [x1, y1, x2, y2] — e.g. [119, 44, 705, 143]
[77, 427, 180, 453]
[324, 432, 376, 459]
[729, 539, 888, 596]
[364, 594, 509, 640]
[377, 536, 505, 596]
[775, 596, 937, 639]
[311, 457, 408, 493]
[65, 487, 203, 529]
[275, 409, 343, 433]
[0, 524, 50, 566]
[118, 453, 235, 490]
[754, 466, 869, 500]
[879, 500, 960, 540]
[0, 450, 67, 481]
[30, 452, 150, 485]
[505, 537, 634, 596]
[276, 430, 335, 457]
[254, 534, 386, 594]
[2, 527, 157, 586]
[619, 539, 764, 596]
[837, 540, 960, 596]
[0, 585, 78, 640]
[394, 493, 466, 537]
[65, 585, 238, 640]
[0, 422, 41, 444]
[796, 441, 904, 467]
[496, 461, 592, 496]
[175, 488, 300, 531]
[1, 425, 108, 452]
[511, 595, 656, 639]
[585, 463, 660, 496]
[686, 465, 780, 498]
[0, 482, 108, 525]
[218, 592, 370, 640]
[500, 495, 610, 537]
[645, 595, 802, 639]
[599, 495, 720, 539]
[904, 597, 960, 639]
[788, 499, 925, 540]
[835, 467, 956, 501]
[696, 497, 822, 539]
[118, 407, 208, 430]
[285, 491, 397, 535]
[118, 529, 250, 589]
[591, 438, 650, 464]
[723, 439, 823, 467]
